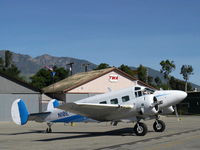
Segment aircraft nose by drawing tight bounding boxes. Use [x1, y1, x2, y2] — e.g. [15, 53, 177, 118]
[176, 91, 187, 102]
[180, 91, 187, 99]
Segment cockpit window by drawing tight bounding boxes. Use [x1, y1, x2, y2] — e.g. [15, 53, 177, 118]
[143, 88, 155, 95]
[134, 87, 155, 98]
[135, 87, 141, 90]
[138, 91, 142, 96]
[135, 92, 138, 97]
[135, 91, 142, 97]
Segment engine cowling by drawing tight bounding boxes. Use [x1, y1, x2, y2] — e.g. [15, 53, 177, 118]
[160, 106, 174, 115]
[136, 95, 159, 116]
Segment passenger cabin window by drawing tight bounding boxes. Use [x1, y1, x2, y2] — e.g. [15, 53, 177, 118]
[122, 96, 130, 102]
[135, 91, 142, 98]
[100, 101, 107, 104]
[110, 98, 118, 104]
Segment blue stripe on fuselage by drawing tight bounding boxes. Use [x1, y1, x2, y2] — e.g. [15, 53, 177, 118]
[51, 115, 89, 123]
[155, 94, 169, 98]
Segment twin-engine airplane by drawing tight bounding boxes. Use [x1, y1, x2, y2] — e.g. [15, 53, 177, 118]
[11, 85, 187, 136]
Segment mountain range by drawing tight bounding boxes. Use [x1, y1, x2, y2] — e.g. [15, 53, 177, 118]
[0, 50, 199, 90]
[0, 50, 97, 75]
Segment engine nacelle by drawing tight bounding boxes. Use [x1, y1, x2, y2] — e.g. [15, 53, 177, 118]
[160, 106, 174, 115]
[136, 95, 159, 116]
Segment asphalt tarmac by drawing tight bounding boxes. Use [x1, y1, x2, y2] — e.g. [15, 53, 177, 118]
[0, 116, 200, 150]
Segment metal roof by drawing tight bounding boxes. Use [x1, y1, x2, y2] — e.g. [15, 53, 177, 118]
[43, 67, 155, 93]
[0, 71, 41, 93]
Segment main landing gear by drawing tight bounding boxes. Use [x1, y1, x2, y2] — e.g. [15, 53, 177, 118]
[153, 120, 166, 132]
[134, 122, 148, 136]
[134, 119, 166, 136]
[46, 122, 53, 133]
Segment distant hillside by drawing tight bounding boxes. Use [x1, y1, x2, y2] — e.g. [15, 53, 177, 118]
[0, 50, 97, 75]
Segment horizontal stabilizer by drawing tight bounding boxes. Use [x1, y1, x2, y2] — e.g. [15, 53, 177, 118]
[28, 112, 51, 122]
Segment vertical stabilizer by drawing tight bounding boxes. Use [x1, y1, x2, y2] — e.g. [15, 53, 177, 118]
[11, 99, 29, 125]
[47, 99, 60, 111]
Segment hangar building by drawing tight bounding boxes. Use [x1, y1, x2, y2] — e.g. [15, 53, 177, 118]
[180, 91, 200, 114]
[0, 72, 42, 121]
[43, 67, 154, 102]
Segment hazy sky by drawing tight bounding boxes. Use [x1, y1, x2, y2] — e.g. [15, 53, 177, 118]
[0, 0, 200, 85]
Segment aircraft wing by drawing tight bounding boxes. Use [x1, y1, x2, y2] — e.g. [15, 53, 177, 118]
[58, 103, 134, 121]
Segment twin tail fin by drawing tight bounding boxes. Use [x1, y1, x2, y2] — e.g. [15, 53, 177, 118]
[11, 99, 59, 125]
[11, 99, 29, 125]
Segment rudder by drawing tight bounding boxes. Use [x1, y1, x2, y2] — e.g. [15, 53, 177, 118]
[47, 99, 60, 111]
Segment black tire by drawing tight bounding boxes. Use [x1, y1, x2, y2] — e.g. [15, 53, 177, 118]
[46, 128, 49, 133]
[46, 128, 52, 133]
[134, 122, 148, 136]
[153, 120, 166, 132]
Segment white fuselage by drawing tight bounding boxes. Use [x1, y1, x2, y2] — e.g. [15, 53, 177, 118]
[75, 86, 187, 121]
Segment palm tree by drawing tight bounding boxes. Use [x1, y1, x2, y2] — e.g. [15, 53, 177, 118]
[180, 65, 194, 92]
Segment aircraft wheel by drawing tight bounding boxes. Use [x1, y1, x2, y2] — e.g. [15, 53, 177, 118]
[46, 128, 49, 133]
[153, 120, 166, 132]
[46, 128, 52, 133]
[134, 122, 148, 136]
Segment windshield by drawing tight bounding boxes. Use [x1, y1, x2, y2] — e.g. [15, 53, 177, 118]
[143, 88, 155, 95]
[134, 87, 155, 98]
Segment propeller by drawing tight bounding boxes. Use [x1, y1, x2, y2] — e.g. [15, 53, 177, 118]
[152, 97, 163, 112]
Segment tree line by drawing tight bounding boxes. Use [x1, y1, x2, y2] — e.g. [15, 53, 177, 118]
[0, 51, 194, 91]
[0, 51, 21, 79]
[95, 61, 194, 91]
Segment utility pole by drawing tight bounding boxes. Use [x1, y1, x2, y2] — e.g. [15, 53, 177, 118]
[67, 62, 74, 76]
[82, 64, 90, 72]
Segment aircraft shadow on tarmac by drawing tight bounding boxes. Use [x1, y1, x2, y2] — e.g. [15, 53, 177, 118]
[0, 130, 45, 135]
[35, 128, 154, 142]
[0, 128, 154, 140]
[0, 127, 135, 136]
